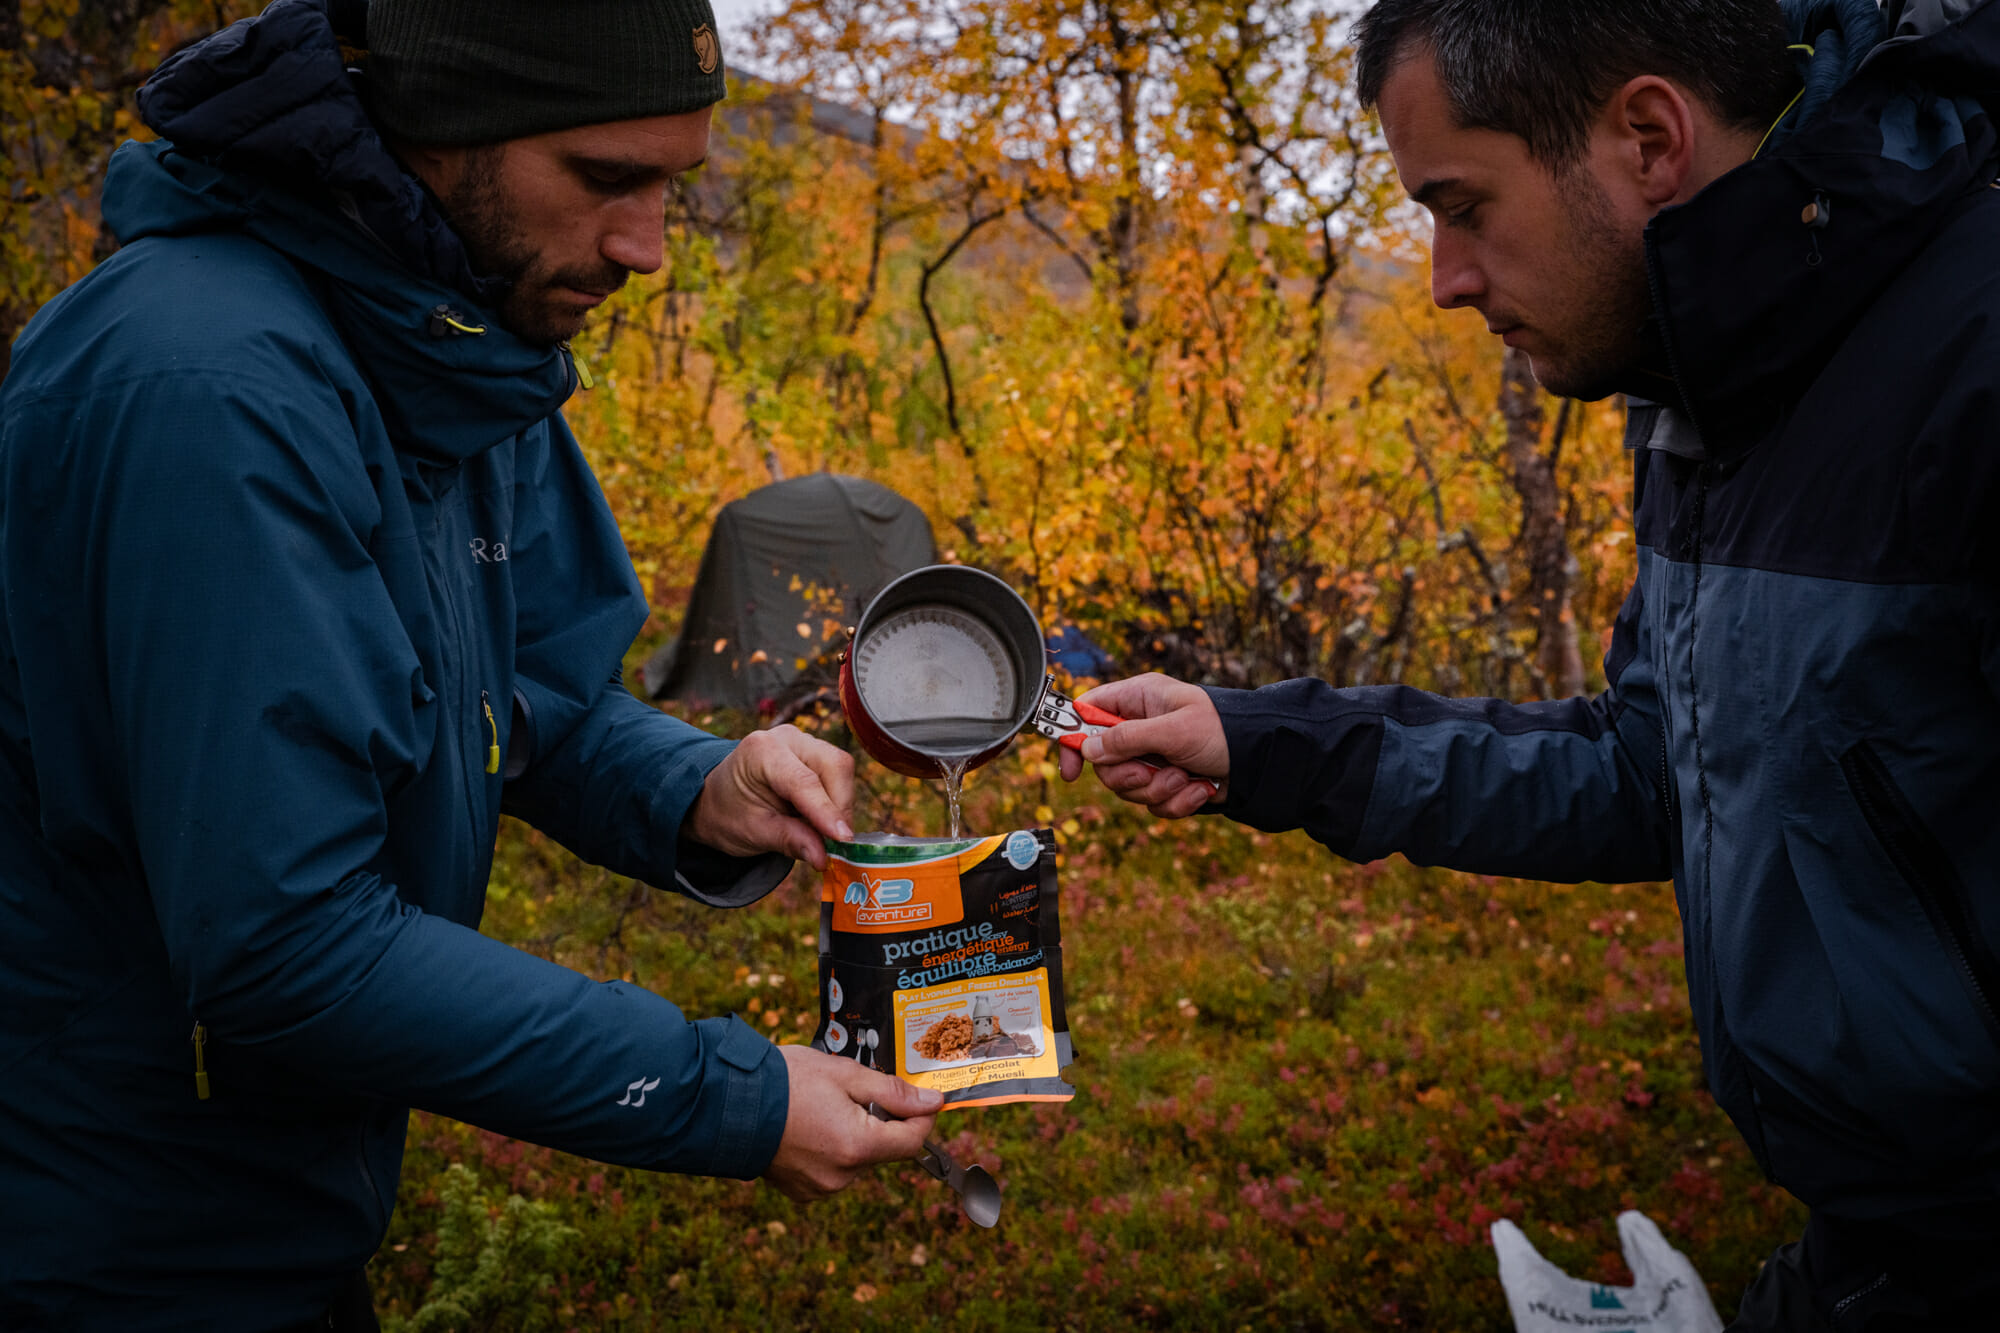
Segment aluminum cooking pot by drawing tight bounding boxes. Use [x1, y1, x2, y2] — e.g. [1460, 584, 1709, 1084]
[837, 565, 1130, 780]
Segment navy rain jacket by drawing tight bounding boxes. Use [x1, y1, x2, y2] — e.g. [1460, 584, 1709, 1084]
[0, 2, 791, 1326]
[1213, 0, 2000, 1228]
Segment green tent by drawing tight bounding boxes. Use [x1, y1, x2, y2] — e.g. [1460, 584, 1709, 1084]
[640, 474, 936, 712]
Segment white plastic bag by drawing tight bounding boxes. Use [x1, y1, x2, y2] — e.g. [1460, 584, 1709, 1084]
[1491, 1210, 1723, 1333]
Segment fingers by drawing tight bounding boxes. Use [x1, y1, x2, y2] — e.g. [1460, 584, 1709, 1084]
[845, 1069, 939, 1163]
[1096, 760, 1211, 818]
[770, 1046, 878, 1201]
[1058, 746, 1084, 782]
[766, 1047, 949, 1204]
[1071, 676, 1228, 801]
[1150, 775, 1220, 820]
[761, 729, 854, 844]
[783, 725, 855, 840]
[852, 1095, 937, 1163]
[696, 727, 853, 866]
[864, 1111, 937, 1162]
[763, 814, 829, 869]
[1092, 757, 1170, 798]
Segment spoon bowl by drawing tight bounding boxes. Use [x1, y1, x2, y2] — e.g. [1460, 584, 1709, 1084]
[957, 1163, 1002, 1228]
[868, 1102, 1003, 1228]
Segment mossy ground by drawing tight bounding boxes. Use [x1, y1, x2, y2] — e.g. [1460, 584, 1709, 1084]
[372, 725, 1801, 1331]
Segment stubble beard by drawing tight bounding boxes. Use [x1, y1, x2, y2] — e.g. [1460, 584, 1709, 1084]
[440, 146, 627, 347]
[1525, 167, 1651, 401]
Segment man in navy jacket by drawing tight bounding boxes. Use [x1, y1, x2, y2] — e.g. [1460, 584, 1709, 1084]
[0, 1, 936, 1327]
[1068, 0, 2000, 1325]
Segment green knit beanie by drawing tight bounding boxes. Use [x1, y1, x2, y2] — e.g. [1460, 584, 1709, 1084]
[363, 0, 727, 145]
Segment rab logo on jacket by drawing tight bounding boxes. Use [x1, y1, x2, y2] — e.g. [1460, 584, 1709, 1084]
[617, 1075, 661, 1108]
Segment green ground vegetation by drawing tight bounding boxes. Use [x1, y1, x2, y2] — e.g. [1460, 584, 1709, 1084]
[371, 708, 1801, 1332]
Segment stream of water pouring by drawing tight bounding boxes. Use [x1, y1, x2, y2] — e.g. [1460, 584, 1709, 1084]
[878, 717, 1009, 839]
[939, 754, 973, 838]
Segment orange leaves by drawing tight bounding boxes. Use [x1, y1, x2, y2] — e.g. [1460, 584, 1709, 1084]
[4, 2, 266, 367]
[13, 0, 1646, 711]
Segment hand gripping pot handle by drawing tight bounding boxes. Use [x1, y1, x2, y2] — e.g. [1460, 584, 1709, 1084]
[839, 565, 1214, 798]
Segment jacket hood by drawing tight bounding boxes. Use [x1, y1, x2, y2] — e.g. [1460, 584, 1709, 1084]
[111, 0, 575, 461]
[1620, 0, 2000, 454]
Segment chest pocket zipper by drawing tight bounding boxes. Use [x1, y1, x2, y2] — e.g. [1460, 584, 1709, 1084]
[481, 690, 500, 775]
[190, 1021, 210, 1100]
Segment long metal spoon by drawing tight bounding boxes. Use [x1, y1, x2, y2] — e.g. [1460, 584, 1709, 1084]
[869, 1103, 1002, 1227]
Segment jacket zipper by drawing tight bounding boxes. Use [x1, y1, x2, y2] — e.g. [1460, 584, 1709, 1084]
[481, 690, 500, 775]
[1677, 469, 1781, 1173]
[190, 1021, 210, 1100]
[1840, 741, 2000, 1041]
[1682, 470, 1715, 914]
[1657, 727, 1675, 827]
[560, 341, 594, 391]
[1832, 1272, 1892, 1321]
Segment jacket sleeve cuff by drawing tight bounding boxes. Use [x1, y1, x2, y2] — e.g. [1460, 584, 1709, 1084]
[664, 738, 797, 907]
[696, 1015, 792, 1180]
[673, 846, 794, 907]
[1203, 681, 1383, 855]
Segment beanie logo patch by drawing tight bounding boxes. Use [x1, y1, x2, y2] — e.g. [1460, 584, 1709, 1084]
[693, 23, 720, 76]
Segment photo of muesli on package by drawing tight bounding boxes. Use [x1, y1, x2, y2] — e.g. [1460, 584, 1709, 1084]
[915, 1012, 976, 1063]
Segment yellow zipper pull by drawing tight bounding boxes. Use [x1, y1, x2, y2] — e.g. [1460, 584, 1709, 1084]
[482, 690, 501, 775]
[562, 342, 595, 390]
[191, 1022, 211, 1101]
[428, 304, 487, 337]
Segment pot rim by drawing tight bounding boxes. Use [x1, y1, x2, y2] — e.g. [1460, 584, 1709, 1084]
[846, 564, 1047, 772]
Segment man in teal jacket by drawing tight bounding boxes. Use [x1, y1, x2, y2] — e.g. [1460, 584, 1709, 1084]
[0, 1, 936, 1327]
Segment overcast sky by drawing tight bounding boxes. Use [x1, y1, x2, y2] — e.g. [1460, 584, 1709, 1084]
[711, 0, 780, 69]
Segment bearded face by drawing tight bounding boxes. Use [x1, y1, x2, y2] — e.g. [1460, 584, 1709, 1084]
[439, 143, 632, 346]
[414, 109, 712, 346]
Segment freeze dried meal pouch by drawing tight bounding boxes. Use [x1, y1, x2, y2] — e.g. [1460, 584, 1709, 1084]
[811, 830, 1074, 1108]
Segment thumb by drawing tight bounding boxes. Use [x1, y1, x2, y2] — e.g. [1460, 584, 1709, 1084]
[859, 1073, 942, 1161]
[1082, 713, 1175, 766]
[864, 1071, 945, 1121]
[1074, 676, 1159, 719]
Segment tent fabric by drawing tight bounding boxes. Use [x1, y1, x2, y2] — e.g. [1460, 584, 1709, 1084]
[1046, 624, 1114, 680]
[642, 474, 936, 710]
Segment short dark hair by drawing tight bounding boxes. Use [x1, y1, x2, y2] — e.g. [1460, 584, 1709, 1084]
[1354, 0, 1797, 167]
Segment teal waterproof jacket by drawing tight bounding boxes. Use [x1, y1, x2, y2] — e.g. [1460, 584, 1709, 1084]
[0, 6, 791, 1326]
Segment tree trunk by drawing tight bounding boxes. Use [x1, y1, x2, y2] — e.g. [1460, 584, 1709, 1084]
[1105, 9, 1144, 338]
[1499, 346, 1586, 698]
